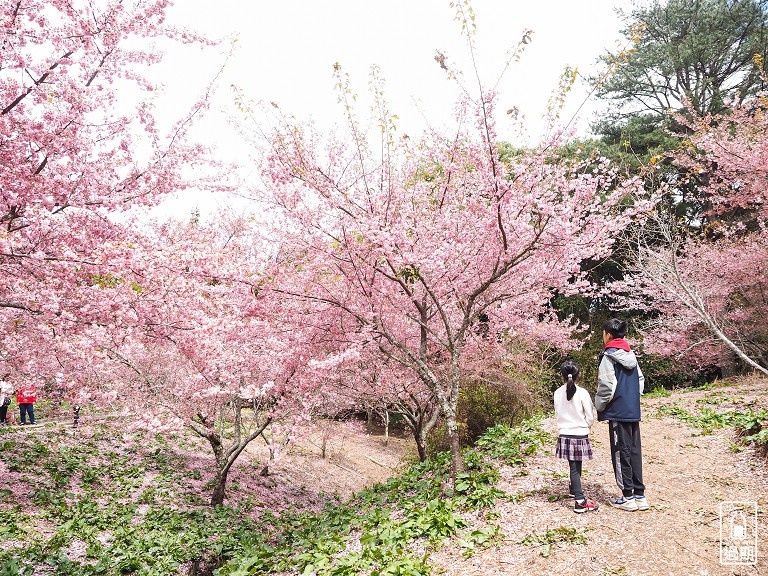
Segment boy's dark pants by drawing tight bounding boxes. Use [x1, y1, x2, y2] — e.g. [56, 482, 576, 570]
[609, 420, 644, 497]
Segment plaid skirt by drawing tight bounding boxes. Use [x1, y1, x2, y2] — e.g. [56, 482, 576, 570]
[555, 435, 593, 461]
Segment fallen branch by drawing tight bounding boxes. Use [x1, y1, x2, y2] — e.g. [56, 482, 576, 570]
[364, 454, 391, 468]
[332, 461, 365, 477]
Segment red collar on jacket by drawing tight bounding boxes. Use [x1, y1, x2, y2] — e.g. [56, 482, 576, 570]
[605, 338, 631, 352]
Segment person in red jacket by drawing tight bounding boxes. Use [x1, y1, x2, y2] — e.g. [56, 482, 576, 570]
[16, 383, 37, 425]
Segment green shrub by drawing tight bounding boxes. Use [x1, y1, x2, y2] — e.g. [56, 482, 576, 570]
[428, 346, 550, 453]
[639, 354, 695, 390]
[460, 380, 524, 444]
[427, 378, 534, 453]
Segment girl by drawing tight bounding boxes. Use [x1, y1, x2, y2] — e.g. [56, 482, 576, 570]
[554, 360, 599, 513]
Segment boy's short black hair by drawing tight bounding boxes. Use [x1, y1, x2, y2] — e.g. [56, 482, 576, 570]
[603, 318, 628, 339]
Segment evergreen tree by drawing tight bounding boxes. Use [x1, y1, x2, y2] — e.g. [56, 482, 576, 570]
[596, 0, 768, 128]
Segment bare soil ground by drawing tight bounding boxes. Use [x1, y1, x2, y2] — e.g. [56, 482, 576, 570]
[240, 422, 413, 502]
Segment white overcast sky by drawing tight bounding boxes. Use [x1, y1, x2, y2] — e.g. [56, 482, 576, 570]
[147, 0, 634, 217]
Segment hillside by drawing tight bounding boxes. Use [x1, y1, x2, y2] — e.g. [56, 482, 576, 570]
[0, 377, 766, 575]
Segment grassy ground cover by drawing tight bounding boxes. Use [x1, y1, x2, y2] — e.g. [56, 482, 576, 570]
[0, 419, 551, 575]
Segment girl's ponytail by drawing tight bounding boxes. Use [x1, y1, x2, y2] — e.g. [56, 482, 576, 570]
[566, 373, 576, 400]
[560, 360, 580, 401]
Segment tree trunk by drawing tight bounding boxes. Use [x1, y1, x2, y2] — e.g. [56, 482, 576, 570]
[189, 403, 273, 507]
[321, 424, 331, 459]
[401, 411, 428, 460]
[393, 398, 440, 462]
[438, 370, 465, 490]
[415, 430, 428, 461]
[366, 406, 374, 432]
[210, 468, 229, 506]
[383, 409, 389, 447]
[444, 408, 464, 490]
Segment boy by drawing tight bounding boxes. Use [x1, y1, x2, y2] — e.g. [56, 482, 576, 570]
[595, 318, 648, 511]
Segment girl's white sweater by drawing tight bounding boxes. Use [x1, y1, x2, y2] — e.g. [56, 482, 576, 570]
[554, 384, 595, 436]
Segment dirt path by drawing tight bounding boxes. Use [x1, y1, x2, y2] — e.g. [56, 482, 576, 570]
[431, 380, 768, 576]
[238, 421, 412, 503]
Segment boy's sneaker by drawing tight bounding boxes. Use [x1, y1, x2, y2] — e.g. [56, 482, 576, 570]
[609, 496, 637, 511]
[633, 496, 650, 511]
[574, 499, 599, 513]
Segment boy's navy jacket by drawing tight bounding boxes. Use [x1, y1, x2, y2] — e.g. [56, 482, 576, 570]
[595, 343, 645, 422]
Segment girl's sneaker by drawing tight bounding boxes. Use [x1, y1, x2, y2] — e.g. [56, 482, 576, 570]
[633, 496, 650, 510]
[609, 496, 637, 511]
[574, 499, 599, 513]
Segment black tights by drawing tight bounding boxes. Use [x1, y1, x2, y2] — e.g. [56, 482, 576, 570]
[569, 460, 583, 500]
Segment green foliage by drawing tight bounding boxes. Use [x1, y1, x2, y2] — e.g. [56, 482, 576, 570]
[696, 394, 737, 405]
[474, 420, 553, 466]
[639, 354, 696, 390]
[643, 387, 671, 398]
[0, 418, 551, 575]
[0, 557, 31, 576]
[658, 403, 768, 450]
[550, 1, 768, 377]
[518, 526, 587, 557]
[551, 313, 694, 394]
[457, 524, 502, 558]
[458, 379, 529, 445]
[743, 428, 768, 456]
[0, 429, 265, 576]
[0, 509, 28, 540]
[428, 373, 542, 453]
[588, 0, 768, 228]
[657, 404, 731, 434]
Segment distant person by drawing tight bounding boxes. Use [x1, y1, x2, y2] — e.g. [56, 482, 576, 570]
[70, 380, 89, 428]
[0, 375, 11, 424]
[595, 318, 648, 512]
[554, 360, 599, 513]
[16, 383, 37, 425]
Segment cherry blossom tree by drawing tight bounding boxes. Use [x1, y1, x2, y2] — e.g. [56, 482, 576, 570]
[330, 350, 440, 460]
[85, 217, 325, 505]
[0, 0, 217, 388]
[675, 90, 768, 223]
[626, 214, 768, 374]
[251, 55, 650, 484]
[624, 92, 768, 375]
